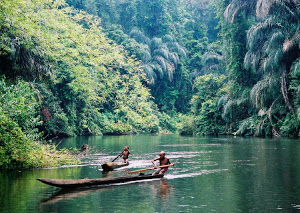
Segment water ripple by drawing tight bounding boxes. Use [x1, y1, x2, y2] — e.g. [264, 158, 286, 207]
[165, 169, 228, 179]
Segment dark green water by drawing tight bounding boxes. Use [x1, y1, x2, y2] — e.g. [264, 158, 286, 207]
[1, 135, 300, 212]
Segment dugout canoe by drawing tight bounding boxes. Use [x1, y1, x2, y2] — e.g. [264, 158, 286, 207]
[101, 162, 129, 172]
[37, 173, 164, 188]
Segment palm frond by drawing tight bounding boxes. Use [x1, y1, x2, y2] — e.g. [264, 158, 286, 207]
[291, 57, 300, 77]
[153, 55, 167, 72]
[174, 52, 180, 65]
[273, 50, 283, 68]
[142, 64, 157, 84]
[224, 0, 256, 23]
[138, 44, 151, 63]
[222, 100, 234, 119]
[250, 76, 277, 108]
[244, 51, 261, 71]
[202, 52, 223, 65]
[218, 94, 229, 107]
[162, 34, 175, 43]
[284, 25, 300, 53]
[266, 31, 285, 53]
[150, 37, 163, 51]
[168, 52, 179, 68]
[141, 51, 151, 63]
[150, 62, 164, 79]
[247, 18, 283, 52]
[178, 46, 188, 58]
[159, 44, 169, 50]
[254, 116, 268, 136]
[129, 29, 150, 45]
[262, 31, 284, 71]
[261, 45, 283, 73]
[153, 48, 169, 59]
[236, 97, 248, 106]
[200, 51, 225, 75]
[234, 117, 256, 135]
[167, 42, 187, 58]
[200, 64, 219, 75]
[267, 0, 296, 20]
[166, 62, 175, 82]
[139, 43, 151, 53]
[256, 0, 274, 19]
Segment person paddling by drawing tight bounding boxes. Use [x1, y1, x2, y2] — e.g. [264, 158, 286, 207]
[152, 151, 173, 175]
[119, 146, 130, 163]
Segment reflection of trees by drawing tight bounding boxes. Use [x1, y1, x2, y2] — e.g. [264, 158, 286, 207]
[0, 166, 83, 212]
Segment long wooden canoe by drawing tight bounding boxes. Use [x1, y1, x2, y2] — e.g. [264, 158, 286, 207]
[101, 161, 129, 172]
[37, 173, 163, 188]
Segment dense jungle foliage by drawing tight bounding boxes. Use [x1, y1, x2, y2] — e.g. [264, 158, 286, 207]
[1, 0, 300, 168]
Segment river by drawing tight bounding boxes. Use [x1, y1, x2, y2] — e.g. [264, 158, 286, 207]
[1, 134, 300, 212]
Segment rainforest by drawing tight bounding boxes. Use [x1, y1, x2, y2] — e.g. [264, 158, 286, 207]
[1, 0, 300, 169]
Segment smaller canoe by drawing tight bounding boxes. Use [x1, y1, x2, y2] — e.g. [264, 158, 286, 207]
[101, 162, 129, 172]
[37, 173, 164, 188]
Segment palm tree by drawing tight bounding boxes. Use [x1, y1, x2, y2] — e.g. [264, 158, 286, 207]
[190, 50, 226, 78]
[224, 0, 300, 136]
[245, 0, 300, 114]
[224, 0, 257, 23]
[130, 29, 186, 84]
[224, 0, 281, 22]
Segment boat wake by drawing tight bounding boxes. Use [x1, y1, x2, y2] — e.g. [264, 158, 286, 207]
[165, 169, 228, 180]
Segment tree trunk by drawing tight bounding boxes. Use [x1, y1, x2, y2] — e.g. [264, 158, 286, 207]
[281, 69, 294, 115]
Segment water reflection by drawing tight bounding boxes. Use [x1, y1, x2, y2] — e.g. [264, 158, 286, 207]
[149, 179, 174, 200]
[40, 186, 114, 205]
[159, 179, 172, 200]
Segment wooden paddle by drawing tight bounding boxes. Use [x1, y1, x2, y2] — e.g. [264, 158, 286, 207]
[111, 152, 123, 162]
[128, 163, 175, 174]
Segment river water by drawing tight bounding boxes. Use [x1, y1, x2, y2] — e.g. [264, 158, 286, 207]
[1, 134, 300, 212]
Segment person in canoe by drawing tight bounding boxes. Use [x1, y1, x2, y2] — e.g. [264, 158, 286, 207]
[151, 151, 174, 175]
[119, 146, 130, 163]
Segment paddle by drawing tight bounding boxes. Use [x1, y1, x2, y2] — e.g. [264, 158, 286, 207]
[128, 163, 175, 174]
[111, 152, 123, 162]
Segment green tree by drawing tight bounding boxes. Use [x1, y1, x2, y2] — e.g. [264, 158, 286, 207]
[189, 74, 228, 135]
[0, 0, 162, 138]
[129, 29, 191, 112]
[244, 0, 300, 136]
[130, 30, 186, 84]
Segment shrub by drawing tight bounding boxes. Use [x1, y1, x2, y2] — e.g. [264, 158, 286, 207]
[0, 110, 78, 169]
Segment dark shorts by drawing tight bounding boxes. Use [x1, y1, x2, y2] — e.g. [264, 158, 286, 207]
[154, 167, 168, 174]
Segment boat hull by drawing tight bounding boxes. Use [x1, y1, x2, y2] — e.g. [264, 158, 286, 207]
[37, 174, 164, 188]
[101, 162, 129, 172]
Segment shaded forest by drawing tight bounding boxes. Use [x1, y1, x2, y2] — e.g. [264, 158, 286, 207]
[1, 0, 300, 168]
